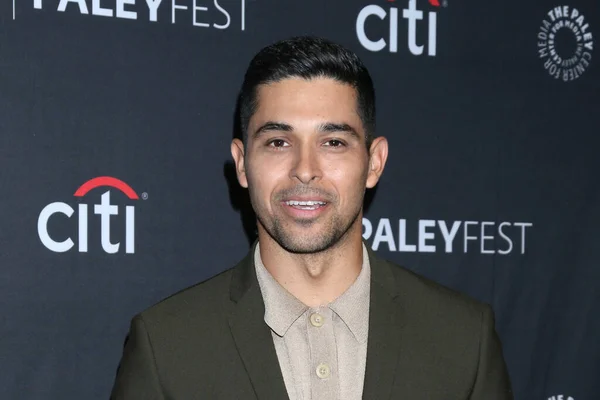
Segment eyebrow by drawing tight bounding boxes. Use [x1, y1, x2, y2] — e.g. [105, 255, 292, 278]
[317, 122, 361, 141]
[252, 122, 293, 139]
[252, 121, 361, 141]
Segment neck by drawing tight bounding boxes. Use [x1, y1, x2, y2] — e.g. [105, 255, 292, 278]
[257, 223, 364, 308]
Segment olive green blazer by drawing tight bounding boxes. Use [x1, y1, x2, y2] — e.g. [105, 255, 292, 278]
[110, 245, 513, 399]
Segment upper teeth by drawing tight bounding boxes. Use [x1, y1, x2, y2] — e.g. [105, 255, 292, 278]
[286, 200, 326, 206]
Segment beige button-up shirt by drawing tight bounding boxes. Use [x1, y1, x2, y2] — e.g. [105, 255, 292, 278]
[254, 243, 371, 400]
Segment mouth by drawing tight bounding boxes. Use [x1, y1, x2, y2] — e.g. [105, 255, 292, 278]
[283, 200, 328, 211]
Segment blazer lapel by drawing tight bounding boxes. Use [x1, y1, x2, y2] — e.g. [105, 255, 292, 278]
[362, 250, 406, 400]
[228, 246, 289, 400]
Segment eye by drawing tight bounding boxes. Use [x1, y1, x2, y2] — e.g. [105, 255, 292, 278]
[267, 139, 289, 148]
[324, 139, 345, 147]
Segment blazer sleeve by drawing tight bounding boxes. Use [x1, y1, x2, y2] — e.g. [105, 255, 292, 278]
[469, 305, 514, 399]
[110, 316, 165, 400]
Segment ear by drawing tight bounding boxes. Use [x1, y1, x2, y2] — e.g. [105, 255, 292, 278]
[366, 136, 388, 189]
[231, 138, 248, 188]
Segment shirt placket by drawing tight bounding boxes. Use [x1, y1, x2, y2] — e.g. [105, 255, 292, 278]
[307, 306, 339, 400]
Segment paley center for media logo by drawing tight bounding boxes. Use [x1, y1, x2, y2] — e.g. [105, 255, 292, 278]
[537, 5, 594, 82]
[38, 176, 144, 254]
[19, 0, 247, 31]
[362, 217, 533, 254]
[356, 0, 444, 56]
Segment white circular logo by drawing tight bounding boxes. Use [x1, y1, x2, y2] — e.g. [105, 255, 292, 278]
[537, 5, 594, 81]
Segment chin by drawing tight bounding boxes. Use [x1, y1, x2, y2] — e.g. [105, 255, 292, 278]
[259, 211, 359, 254]
[273, 228, 346, 255]
[278, 240, 335, 254]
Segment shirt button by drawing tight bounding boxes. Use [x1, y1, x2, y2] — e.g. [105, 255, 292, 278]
[310, 312, 325, 327]
[316, 363, 331, 379]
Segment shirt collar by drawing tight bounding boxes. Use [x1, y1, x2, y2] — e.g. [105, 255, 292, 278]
[254, 243, 371, 343]
[329, 244, 371, 344]
[254, 244, 308, 337]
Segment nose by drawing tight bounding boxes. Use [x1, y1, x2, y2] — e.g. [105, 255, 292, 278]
[289, 144, 322, 184]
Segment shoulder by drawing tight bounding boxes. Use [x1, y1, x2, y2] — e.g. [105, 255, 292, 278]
[374, 257, 498, 368]
[374, 255, 491, 326]
[137, 266, 236, 327]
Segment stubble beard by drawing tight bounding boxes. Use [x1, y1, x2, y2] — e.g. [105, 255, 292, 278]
[255, 201, 363, 254]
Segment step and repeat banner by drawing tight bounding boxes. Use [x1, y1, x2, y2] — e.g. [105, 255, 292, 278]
[1, 0, 598, 399]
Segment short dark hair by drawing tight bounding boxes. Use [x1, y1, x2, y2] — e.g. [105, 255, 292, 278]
[238, 36, 375, 149]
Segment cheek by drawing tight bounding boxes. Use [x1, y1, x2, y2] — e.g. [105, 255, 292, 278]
[327, 162, 368, 202]
[247, 164, 286, 206]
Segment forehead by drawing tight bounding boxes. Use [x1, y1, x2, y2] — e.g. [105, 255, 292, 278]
[251, 77, 362, 126]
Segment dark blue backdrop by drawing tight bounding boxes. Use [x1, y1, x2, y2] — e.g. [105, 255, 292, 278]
[1, 0, 598, 399]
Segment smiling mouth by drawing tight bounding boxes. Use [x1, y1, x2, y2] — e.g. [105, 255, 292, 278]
[284, 200, 328, 210]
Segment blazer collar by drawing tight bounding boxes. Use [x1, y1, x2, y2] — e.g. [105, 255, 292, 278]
[227, 241, 290, 399]
[362, 246, 405, 399]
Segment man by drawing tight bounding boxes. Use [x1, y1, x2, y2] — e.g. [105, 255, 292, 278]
[110, 36, 513, 399]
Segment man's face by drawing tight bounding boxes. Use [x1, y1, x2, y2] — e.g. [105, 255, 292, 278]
[232, 77, 386, 254]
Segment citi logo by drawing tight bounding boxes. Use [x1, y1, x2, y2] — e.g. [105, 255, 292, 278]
[356, 0, 441, 55]
[38, 177, 141, 254]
